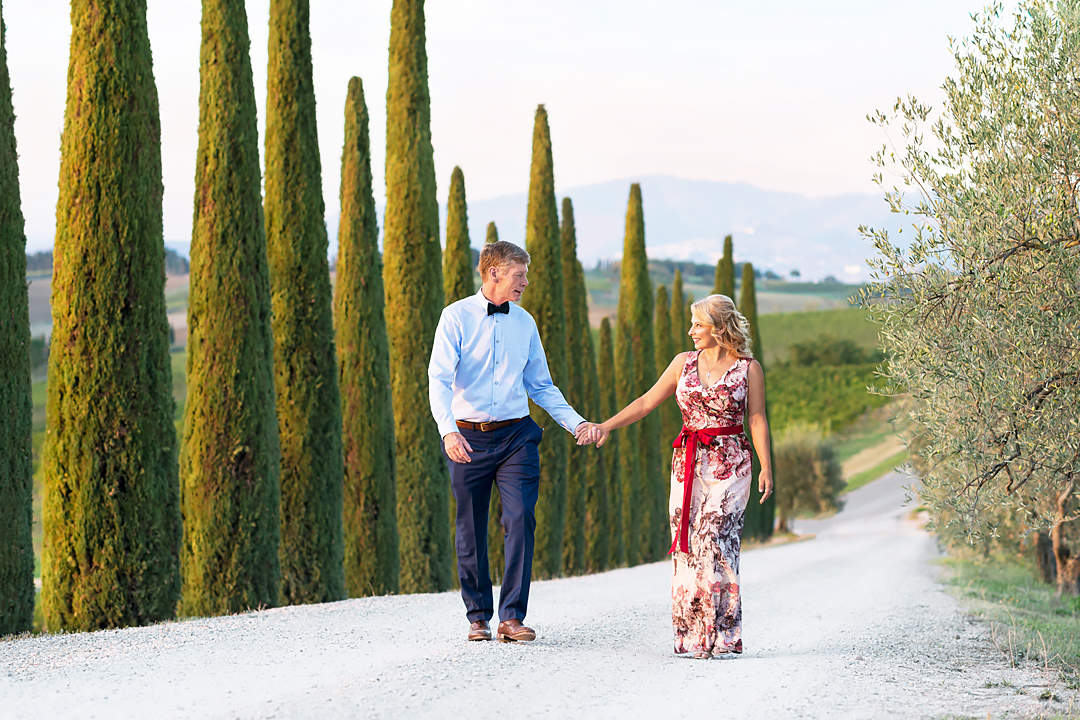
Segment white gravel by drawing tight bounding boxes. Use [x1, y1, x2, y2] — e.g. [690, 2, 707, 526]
[2, 470, 1075, 719]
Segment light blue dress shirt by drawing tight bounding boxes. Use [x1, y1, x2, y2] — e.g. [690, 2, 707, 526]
[428, 289, 586, 439]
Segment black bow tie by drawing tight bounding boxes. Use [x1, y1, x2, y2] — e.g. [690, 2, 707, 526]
[487, 301, 510, 316]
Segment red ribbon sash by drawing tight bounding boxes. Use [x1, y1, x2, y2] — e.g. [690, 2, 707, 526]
[669, 424, 744, 554]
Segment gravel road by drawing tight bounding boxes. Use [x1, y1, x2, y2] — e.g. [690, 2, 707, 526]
[2, 470, 1075, 719]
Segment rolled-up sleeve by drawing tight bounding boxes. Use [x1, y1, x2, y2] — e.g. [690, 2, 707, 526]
[428, 309, 461, 438]
[522, 321, 586, 434]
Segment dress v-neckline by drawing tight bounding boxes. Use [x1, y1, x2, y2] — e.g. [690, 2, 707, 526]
[694, 351, 739, 389]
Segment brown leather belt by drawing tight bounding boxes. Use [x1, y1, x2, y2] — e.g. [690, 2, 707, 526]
[456, 416, 528, 432]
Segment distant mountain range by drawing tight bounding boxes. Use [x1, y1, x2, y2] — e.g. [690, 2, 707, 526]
[165, 175, 906, 282]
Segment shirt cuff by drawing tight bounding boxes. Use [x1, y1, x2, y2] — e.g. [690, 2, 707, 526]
[437, 418, 459, 438]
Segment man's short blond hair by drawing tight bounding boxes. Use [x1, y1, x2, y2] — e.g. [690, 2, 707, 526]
[477, 241, 530, 277]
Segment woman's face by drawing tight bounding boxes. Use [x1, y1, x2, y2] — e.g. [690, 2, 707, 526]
[688, 315, 718, 350]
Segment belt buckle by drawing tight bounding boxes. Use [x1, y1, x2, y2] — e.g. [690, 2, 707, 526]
[479, 420, 492, 432]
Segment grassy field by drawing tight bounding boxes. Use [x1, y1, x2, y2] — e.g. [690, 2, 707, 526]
[942, 555, 1080, 688]
[757, 307, 881, 367]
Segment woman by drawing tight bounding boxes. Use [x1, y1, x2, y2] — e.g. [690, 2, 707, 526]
[584, 294, 773, 658]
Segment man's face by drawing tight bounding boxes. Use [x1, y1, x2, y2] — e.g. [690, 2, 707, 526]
[491, 262, 529, 302]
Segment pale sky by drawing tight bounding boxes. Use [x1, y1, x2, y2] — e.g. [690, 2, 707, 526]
[5, 0, 983, 252]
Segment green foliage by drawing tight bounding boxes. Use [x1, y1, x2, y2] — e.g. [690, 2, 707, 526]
[265, 0, 344, 605]
[670, 269, 689, 354]
[598, 317, 624, 567]
[520, 105, 568, 579]
[740, 263, 773, 539]
[654, 285, 679, 484]
[615, 184, 664, 562]
[443, 166, 475, 302]
[485, 221, 498, 244]
[181, 0, 281, 616]
[767, 363, 888, 433]
[772, 424, 843, 532]
[758, 308, 880, 367]
[785, 337, 880, 367]
[581, 318, 609, 573]
[43, 0, 180, 631]
[335, 77, 399, 597]
[560, 197, 589, 575]
[0, 4, 34, 635]
[713, 234, 734, 298]
[865, 0, 1080, 592]
[384, 0, 450, 592]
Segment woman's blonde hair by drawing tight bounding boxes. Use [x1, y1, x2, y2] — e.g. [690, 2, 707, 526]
[690, 294, 753, 358]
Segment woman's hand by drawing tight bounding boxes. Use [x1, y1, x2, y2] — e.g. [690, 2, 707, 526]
[594, 422, 611, 448]
[757, 467, 773, 503]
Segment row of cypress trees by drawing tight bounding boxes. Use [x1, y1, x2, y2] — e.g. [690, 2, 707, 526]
[2, 0, 770, 633]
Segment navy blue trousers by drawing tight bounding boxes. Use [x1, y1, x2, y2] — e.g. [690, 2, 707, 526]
[443, 418, 542, 623]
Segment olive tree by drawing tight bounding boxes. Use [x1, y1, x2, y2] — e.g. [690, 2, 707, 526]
[864, 0, 1080, 594]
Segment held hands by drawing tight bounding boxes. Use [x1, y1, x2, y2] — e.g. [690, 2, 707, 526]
[574, 421, 610, 448]
[757, 467, 774, 504]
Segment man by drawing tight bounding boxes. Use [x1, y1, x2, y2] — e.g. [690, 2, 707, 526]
[429, 240, 597, 642]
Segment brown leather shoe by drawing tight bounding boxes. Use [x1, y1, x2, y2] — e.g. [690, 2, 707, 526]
[467, 620, 491, 641]
[496, 619, 536, 642]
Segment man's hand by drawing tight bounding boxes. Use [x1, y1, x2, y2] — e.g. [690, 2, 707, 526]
[443, 432, 473, 464]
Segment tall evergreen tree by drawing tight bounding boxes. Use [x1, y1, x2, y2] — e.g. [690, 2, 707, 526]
[43, 0, 180, 631]
[485, 221, 498, 244]
[520, 105, 569, 578]
[560, 197, 588, 575]
[384, 0, 450, 592]
[443, 166, 474, 302]
[598, 317, 624, 568]
[180, 0, 281, 616]
[714, 234, 734, 298]
[265, 0, 344, 605]
[0, 2, 34, 635]
[615, 184, 663, 562]
[654, 285, 679, 485]
[441, 165, 472, 587]
[334, 77, 399, 597]
[671, 269, 689, 353]
[581, 323, 609, 573]
[739, 262, 775, 540]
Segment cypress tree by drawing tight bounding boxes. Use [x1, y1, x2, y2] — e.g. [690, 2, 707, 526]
[265, 0, 344, 605]
[714, 234, 734, 298]
[441, 165, 471, 586]
[615, 184, 663, 562]
[560, 197, 587, 575]
[334, 77, 399, 597]
[43, 0, 179, 631]
[384, 0, 450, 592]
[654, 285, 679, 485]
[598, 317, 624, 568]
[443, 166, 474, 302]
[485, 221, 499, 244]
[739, 262, 775, 540]
[519, 105, 568, 578]
[581, 322, 609, 573]
[671, 269, 689, 353]
[180, 0, 281, 616]
[0, 3, 34, 635]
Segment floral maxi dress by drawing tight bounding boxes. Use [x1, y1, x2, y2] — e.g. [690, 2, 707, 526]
[670, 352, 753, 656]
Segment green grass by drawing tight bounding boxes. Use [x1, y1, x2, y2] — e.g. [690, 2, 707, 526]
[942, 554, 1080, 683]
[844, 449, 909, 493]
[758, 307, 881, 367]
[767, 362, 890, 434]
